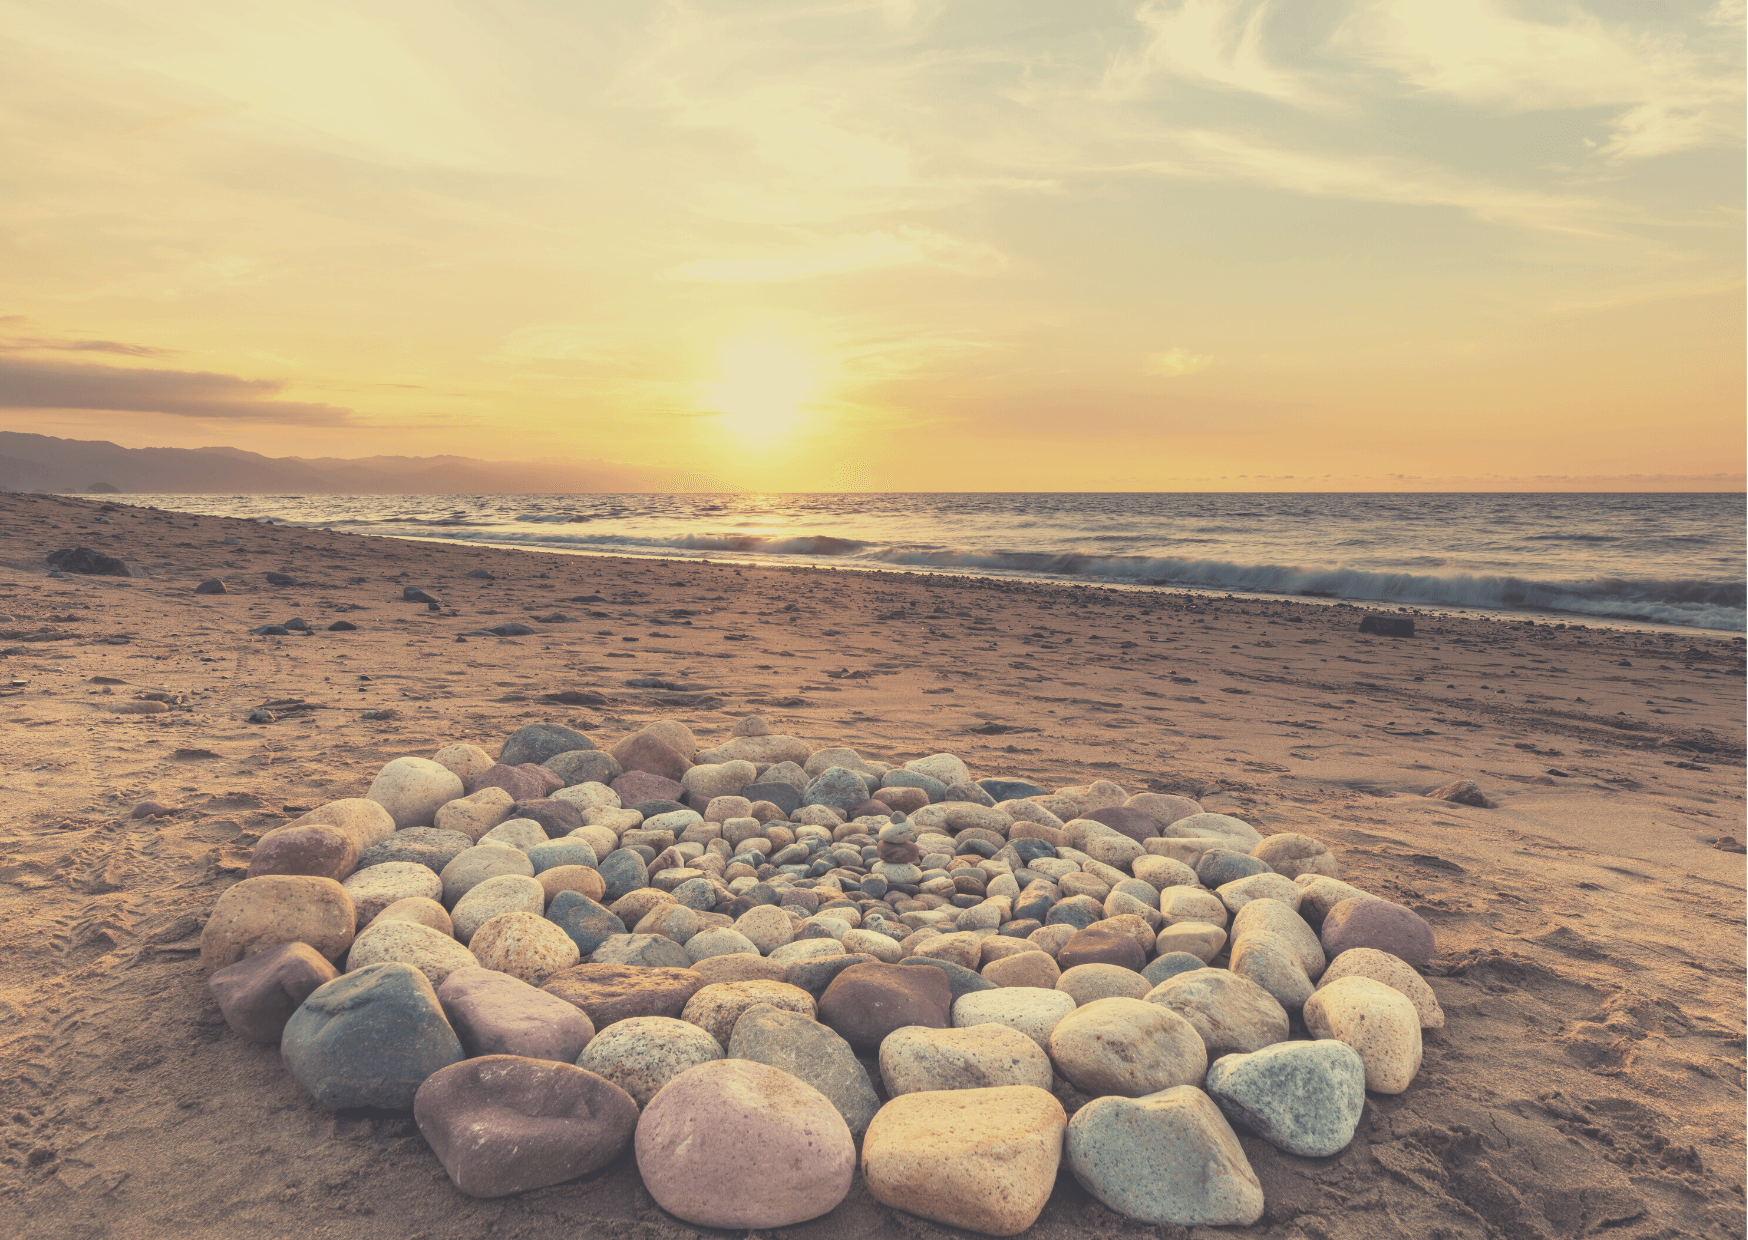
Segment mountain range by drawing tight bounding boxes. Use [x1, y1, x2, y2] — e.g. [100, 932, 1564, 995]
[0, 432, 662, 494]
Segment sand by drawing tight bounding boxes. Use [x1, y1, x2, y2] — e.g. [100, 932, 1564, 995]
[1, 489, 1743, 1240]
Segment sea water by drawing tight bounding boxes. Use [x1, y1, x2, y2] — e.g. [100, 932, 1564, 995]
[107, 492, 1745, 632]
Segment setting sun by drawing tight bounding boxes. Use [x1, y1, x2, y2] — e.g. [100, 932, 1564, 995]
[701, 339, 821, 440]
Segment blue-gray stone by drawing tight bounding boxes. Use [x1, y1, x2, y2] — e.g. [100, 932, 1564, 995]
[280, 962, 463, 1112]
[955, 838, 998, 858]
[500, 723, 594, 767]
[746, 883, 779, 906]
[590, 934, 690, 968]
[356, 828, 473, 873]
[542, 748, 621, 787]
[943, 781, 996, 807]
[1009, 837, 1058, 864]
[879, 770, 947, 802]
[545, 891, 625, 956]
[795, 921, 838, 941]
[980, 778, 1048, 801]
[510, 798, 585, 838]
[1014, 881, 1056, 923]
[625, 845, 657, 864]
[670, 877, 717, 911]
[1197, 849, 1273, 888]
[1204, 1040, 1367, 1157]
[899, 956, 998, 1004]
[778, 864, 811, 878]
[1045, 894, 1104, 931]
[1143, 952, 1211, 987]
[741, 782, 801, 814]
[528, 840, 599, 874]
[859, 876, 888, 899]
[1112, 879, 1160, 908]
[802, 767, 870, 813]
[597, 849, 649, 901]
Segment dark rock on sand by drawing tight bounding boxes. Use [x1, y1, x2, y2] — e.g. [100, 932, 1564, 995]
[500, 723, 595, 767]
[544, 748, 622, 787]
[47, 547, 139, 577]
[194, 579, 227, 595]
[280, 962, 464, 1112]
[208, 942, 340, 1044]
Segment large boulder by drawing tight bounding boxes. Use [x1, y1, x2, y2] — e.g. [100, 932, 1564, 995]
[635, 1059, 855, 1229]
[1065, 1086, 1264, 1226]
[200, 875, 355, 975]
[861, 1086, 1065, 1235]
[366, 758, 465, 830]
[207, 941, 339, 1043]
[728, 1005, 881, 1136]
[281, 962, 464, 1112]
[414, 1056, 635, 1197]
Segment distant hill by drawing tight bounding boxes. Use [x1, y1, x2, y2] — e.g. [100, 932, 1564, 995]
[0, 432, 658, 494]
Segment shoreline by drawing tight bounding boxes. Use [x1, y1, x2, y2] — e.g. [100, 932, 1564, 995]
[1, 489, 1743, 1240]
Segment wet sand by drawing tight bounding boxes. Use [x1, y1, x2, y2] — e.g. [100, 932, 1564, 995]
[1, 490, 1743, 1240]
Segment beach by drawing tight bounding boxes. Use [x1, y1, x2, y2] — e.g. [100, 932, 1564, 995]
[1, 488, 1743, 1240]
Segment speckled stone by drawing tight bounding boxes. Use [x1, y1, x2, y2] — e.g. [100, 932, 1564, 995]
[1205, 1039, 1366, 1156]
[576, 1015, 723, 1108]
[468, 911, 582, 986]
[1317, 948, 1444, 1029]
[1145, 968, 1289, 1056]
[728, 1004, 881, 1135]
[1302, 975, 1422, 1094]
[880, 1022, 1054, 1097]
[1047, 997, 1207, 1097]
[680, 979, 816, 1047]
[1065, 1086, 1264, 1226]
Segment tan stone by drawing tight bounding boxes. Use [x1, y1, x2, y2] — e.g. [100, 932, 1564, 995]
[687, 953, 790, 987]
[366, 896, 453, 937]
[979, 950, 1060, 989]
[432, 786, 516, 843]
[682, 979, 815, 1046]
[1159, 885, 1229, 929]
[861, 1087, 1066, 1236]
[345, 918, 478, 986]
[366, 757, 466, 829]
[879, 1024, 1053, 1096]
[1318, 948, 1444, 1029]
[1303, 976, 1422, 1093]
[1056, 962, 1151, 1006]
[1154, 921, 1226, 962]
[468, 911, 581, 986]
[431, 742, 494, 791]
[1047, 997, 1207, 1097]
[286, 798, 397, 852]
[200, 875, 355, 974]
[538, 864, 606, 904]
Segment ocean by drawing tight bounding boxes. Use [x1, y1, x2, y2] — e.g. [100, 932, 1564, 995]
[104, 492, 1745, 633]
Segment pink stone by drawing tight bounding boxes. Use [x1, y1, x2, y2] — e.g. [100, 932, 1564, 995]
[472, 764, 549, 802]
[611, 770, 686, 805]
[635, 1059, 854, 1228]
[437, 966, 596, 1061]
[207, 941, 339, 1043]
[610, 733, 692, 782]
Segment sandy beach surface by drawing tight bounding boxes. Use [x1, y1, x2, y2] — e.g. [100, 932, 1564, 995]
[1, 489, 1743, 1240]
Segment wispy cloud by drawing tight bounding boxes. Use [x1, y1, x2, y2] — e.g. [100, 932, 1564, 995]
[1145, 347, 1214, 377]
[0, 357, 351, 424]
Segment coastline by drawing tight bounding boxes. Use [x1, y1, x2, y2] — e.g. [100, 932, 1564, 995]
[2, 490, 1743, 1239]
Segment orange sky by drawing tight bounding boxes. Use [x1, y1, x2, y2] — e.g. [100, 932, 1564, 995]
[1, 1, 1742, 491]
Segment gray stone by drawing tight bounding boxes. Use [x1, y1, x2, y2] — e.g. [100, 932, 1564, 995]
[670, 877, 717, 911]
[1145, 970, 1289, 1056]
[727, 1004, 881, 1135]
[591, 934, 691, 969]
[501, 723, 595, 767]
[439, 845, 535, 907]
[786, 953, 877, 999]
[801, 767, 870, 814]
[880, 769, 947, 802]
[980, 778, 1048, 801]
[545, 891, 625, 956]
[528, 839, 599, 873]
[280, 962, 464, 1112]
[1141, 952, 1210, 987]
[1205, 1040, 1366, 1157]
[1065, 1086, 1264, 1226]
[1196, 848, 1273, 888]
[899, 956, 998, 1005]
[356, 828, 474, 874]
[597, 849, 649, 902]
[741, 782, 800, 814]
[1229, 936, 1315, 1014]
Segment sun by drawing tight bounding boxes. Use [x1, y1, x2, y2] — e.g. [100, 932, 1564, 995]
[702, 339, 819, 439]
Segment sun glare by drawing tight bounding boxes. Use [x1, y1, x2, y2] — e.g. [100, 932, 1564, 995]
[702, 339, 819, 439]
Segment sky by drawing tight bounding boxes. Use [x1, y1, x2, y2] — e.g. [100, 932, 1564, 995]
[0, 0, 1742, 491]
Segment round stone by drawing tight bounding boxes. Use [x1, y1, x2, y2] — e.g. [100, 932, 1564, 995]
[469, 911, 581, 986]
[1057, 962, 1152, 1007]
[1205, 1039, 1367, 1157]
[577, 1015, 723, 1108]
[952, 987, 1077, 1050]
[366, 757, 466, 830]
[980, 950, 1060, 989]
[440, 846, 537, 909]
[1145, 968, 1290, 1055]
[1318, 948, 1444, 1029]
[431, 742, 494, 790]
[247, 824, 358, 882]
[435, 966, 595, 1062]
[1302, 975, 1423, 1093]
[1048, 996, 1207, 1097]
[1066, 1085, 1264, 1226]
[342, 862, 443, 929]
[281, 962, 464, 1112]
[345, 919, 479, 987]
[880, 1022, 1053, 1096]
[1250, 832, 1340, 880]
[680, 979, 816, 1046]
[1154, 921, 1227, 962]
[199, 874, 355, 975]
[634, 1059, 855, 1229]
[1320, 898, 1436, 969]
[451, 873, 545, 944]
[1217, 871, 1303, 916]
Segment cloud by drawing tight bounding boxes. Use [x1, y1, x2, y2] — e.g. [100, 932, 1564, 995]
[1109, 0, 1318, 105]
[5, 335, 178, 357]
[665, 228, 1007, 283]
[1144, 347, 1214, 377]
[0, 357, 351, 424]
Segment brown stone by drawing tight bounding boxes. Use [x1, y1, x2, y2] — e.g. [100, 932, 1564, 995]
[471, 764, 550, 802]
[199, 875, 356, 975]
[414, 1056, 638, 1198]
[247, 824, 358, 882]
[541, 963, 706, 1029]
[1057, 927, 1146, 972]
[207, 941, 339, 1043]
[817, 961, 951, 1050]
[610, 732, 692, 782]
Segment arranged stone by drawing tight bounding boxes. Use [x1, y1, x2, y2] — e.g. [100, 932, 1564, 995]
[610, 732, 691, 782]
[635, 1059, 855, 1229]
[200, 874, 355, 974]
[433, 787, 516, 843]
[818, 961, 951, 1049]
[1167, 812, 1263, 850]
[1159, 886, 1229, 929]
[1231, 898, 1326, 979]
[437, 966, 595, 1061]
[471, 764, 552, 803]
[898, 956, 997, 1005]
[542, 963, 706, 1029]
[544, 748, 622, 787]
[861, 1086, 1066, 1236]
[356, 827, 473, 874]
[980, 950, 1060, 989]
[345, 919, 480, 986]
[1229, 935, 1315, 1013]
[689, 952, 791, 987]
[281, 962, 464, 1112]
[681, 759, 756, 802]
[1320, 897, 1436, 969]
[1250, 832, 1340, 880]
[609, 770, 685, 806]
[414, 1055, 635, 1198]
[802, 766, 871, 813]
[682, 980, 815, 1046]
[951, 987, 1076, 1051]
[509, 799, 586, 839]
[1056, 963, 1152, 1006]
[1065, 1086, 1264, 1226]
[1057, 927, 1146, 972]
[368, 896, 452, 935]
[1217, 871, 1303, 915]
[1132, 854, 1199, 890]
[1319, 947, 1444, 1029]
[1122, 792, 1203, 833]
[342, 862, 443, 928]
[1295, 875, 1375, 926]
[591, 933, 691, 969]
[880, 1023, 1053, 1097]
[728, 1004, 881, 1135]
[786, 953, 878, 997]
[537, 864, 606, 904]
[500, 722, 595, 767]
[1196, 848, 1273, 888]
[1303, 976, 1423, 1093]
[247, 823, 359, 882]
[596, 849, 649, 902]
[634, 902, 698, 943]
[440, 847, 537, 909]
[432, 742, 495, 790]
[450, 873, 544, 943]
[286, 798, 397, 852]
[1205, 1039, 1367, 1157]
[366, 757, 466, 830]
[577, 1015, 724, 1109]
[544, 891, 625, 956]
[734, 904, 796, 954]
[469, 911, 581, 986]
[1048, 996, 1206, 1097]
[1146, 968, 1289, 1055]
[207, 941, 339, 1043]
[684, 927, 760, 963]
